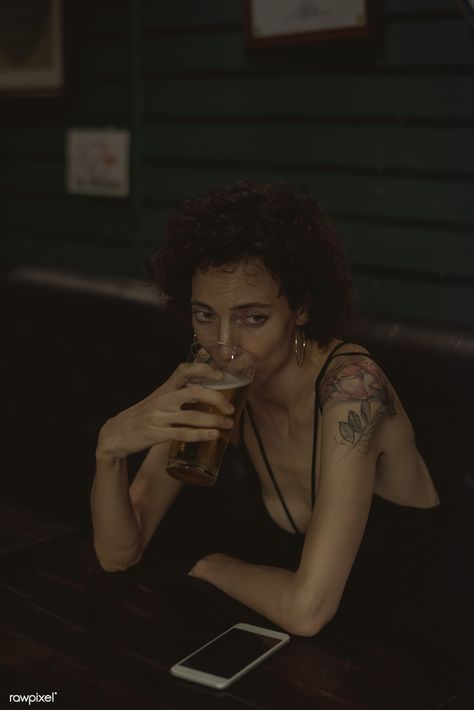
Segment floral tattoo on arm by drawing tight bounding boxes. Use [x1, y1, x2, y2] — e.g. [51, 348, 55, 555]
[320, 359, 396, 452]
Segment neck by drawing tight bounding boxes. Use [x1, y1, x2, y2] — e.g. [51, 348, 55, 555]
[249, 339, 328, 414]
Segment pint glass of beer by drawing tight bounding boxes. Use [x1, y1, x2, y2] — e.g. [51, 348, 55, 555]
[166, 341, 254, 486]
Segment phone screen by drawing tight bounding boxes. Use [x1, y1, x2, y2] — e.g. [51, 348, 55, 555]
[180, 627, 283, 678]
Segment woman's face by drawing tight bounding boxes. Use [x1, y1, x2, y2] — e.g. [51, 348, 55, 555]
[191, 259, 306, 382]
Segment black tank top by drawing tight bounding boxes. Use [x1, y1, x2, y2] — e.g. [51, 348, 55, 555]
[241, 341, 380, 533]
[218, 342, 443, 640]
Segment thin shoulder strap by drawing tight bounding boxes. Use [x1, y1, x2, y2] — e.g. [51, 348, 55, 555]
[245, 402, 302, 535]
[309, 341, 348, 506]
[314, 342, 350, 398]
[315, 344, 373, 414]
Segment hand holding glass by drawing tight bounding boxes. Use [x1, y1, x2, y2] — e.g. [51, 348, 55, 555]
[166, 341, 254, 486]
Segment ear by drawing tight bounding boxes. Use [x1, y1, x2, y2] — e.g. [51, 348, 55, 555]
[296, 304, 309, 326]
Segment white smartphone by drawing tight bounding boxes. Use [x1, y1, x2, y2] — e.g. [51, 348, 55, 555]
[170, 622, 290, 690]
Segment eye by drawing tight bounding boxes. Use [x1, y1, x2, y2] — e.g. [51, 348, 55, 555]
[192, 310, 216, 324]
[239, 314, 268, 327]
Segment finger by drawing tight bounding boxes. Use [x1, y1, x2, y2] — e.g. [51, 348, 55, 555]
[176, 409, 234, 430]
[163, 426, 221, 442]
[173, 384, 235, 414]
[167, 362, 223, 389]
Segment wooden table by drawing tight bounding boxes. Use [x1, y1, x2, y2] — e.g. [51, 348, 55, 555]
[0, 503, 471, 710]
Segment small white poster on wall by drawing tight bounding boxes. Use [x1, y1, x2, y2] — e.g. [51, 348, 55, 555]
[66, 128, 130, 197]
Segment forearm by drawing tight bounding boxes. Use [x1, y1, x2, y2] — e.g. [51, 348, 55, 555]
[189, 555, 324, 636]
[91, 452, 142, 571]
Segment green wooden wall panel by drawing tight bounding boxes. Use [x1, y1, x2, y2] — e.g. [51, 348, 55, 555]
[143, 123, 474, 173]
[141, 207, 168, 245]
[141, 0, 243, 28]
[0, 0, 471, 328]
[0, 160, 64, 193]
[141, 20, 473, 72]
[0, 236, 139, 278]
[355, 273, 474, 327]
[0, 198, 133, 240]
[68, 0, 131, 35]
[144, 75, 474, 119]
[385, 19, 474, 66]
[77, 38, 130, 77]
[142, 32, 244, 72]
[340, 221, 474, 278]
[142, 165, 474, 225]
[0, 130, 64, 158]
[71, 80, 131, 122]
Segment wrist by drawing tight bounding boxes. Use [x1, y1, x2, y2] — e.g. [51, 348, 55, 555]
[96, 419, 126, 463]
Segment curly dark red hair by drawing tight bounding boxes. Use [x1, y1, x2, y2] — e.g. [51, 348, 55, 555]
[147, 180, 355, 346]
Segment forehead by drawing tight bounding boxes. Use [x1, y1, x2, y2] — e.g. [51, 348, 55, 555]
[191, 260, 282, 305]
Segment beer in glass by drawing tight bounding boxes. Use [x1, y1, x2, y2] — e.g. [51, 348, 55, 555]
[166, 342, 254, 486]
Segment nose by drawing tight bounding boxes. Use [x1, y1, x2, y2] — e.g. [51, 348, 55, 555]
[217, 320, 236, 347]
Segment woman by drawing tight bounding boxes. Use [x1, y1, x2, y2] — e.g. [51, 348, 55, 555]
[91, 181, 440, 639]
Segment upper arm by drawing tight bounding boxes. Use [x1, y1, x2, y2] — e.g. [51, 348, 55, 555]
[294, 357, 396, 625]
[129, 442, 184, 552]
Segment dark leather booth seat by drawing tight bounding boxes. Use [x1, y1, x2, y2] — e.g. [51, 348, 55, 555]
[2, 265, 473, 531]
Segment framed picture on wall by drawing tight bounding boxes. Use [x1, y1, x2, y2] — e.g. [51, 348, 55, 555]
[246, 0, 380, 47]
[0, 0, 64, 95]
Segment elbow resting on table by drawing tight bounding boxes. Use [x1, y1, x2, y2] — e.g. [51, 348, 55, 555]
[285, 586, 339, 637]
[285, 607, 336, 637]
[93, 541, 143, 573]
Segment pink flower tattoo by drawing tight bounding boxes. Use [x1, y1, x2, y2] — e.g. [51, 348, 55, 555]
[320, 359, 396, 452]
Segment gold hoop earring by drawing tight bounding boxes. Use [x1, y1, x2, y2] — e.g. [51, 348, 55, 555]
[294, 325, 307, 367]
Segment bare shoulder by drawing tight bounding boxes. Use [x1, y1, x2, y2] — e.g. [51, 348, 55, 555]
[319, 343, 397, 454]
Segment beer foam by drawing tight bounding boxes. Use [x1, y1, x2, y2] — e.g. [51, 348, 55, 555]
[193, 372, 252, 390]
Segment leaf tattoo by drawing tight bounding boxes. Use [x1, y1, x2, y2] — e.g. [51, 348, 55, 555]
[361, 399, 371, 425]
[340, 422, 355, 443]
[348, 410, 363, 433]
[319, 356, 397, 453]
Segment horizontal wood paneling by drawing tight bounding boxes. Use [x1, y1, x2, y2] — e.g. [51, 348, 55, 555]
[0, 0, 472, 325]
[5, 112, 472, 204]
[0, 129, 65, 157]
[141, 123, 474, 174]
[385, 19, 474, 66]
[141, 0, 243, 28]
[70, 80, 131, 122]
[0, 237, 138, 278]
[141, 21, 473, 71]
[0, 2, 134, 274]
[141, 165, 474, 225]
[143, 75, 474, 120]
[78, 38, 130, 77]
[67, 0, 131, 34]
[339, 221, 474, 279]
[1, 198, 132, 241]
[0, 160, 64, 193]
[355, 272, 474, 326]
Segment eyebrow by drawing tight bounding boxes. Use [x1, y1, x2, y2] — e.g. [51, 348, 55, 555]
[190, 300, 273, 311]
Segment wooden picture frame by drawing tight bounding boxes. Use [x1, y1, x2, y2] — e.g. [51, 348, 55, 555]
[246, 0, 380, 48]
[0, 0, 64, 95]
